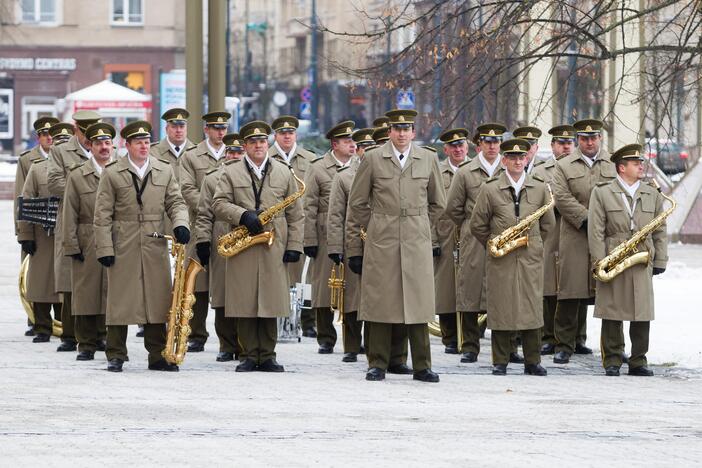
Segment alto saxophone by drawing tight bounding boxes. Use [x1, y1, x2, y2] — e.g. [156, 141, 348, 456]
[593, 179, 676, 282]
[328, 262, 345, 324]
[218, 167, 306, 258]
[150, 233, 203, 365]
[488, 184, 555, 258]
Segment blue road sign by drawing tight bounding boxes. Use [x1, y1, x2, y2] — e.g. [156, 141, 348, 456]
[396, 89, 415, 110]
[300, 102, 311, 119]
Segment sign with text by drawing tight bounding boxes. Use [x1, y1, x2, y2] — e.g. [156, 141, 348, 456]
[159, 70, 186, 138]
[0, 58, 77, 71]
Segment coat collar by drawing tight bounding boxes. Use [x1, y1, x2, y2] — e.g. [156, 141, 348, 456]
[115, 154, 161, 178]
[497, 171, 537, 190]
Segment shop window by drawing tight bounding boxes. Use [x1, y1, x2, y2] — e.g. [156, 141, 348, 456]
[21, 0, 59, 25]
[110, 71, 145, 93]
[111, 0, 143, 26]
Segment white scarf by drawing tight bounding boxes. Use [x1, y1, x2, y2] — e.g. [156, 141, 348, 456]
[478, 151, 501, 177]
[245, 154, 269, 180]
[616, 175, 641, 230]
[274, 141, 297, 164]
[127, 155, 149, 179]
[507, 171, 526, 196]
[206, 139, 225, 160]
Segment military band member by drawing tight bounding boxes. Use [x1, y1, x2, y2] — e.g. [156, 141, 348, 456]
[513, 126, 542, 174]
[48, 110, 102, 352]
[469, 139, 556, 376]
[532, 125, 576, 355]
[588, 144, 668, 377]
[194, 133, 244, 362]
[551, 119, 615, 364]
[18, 153, 62, 343]
[303, 121, 356, 354]
[346, 109, 446, 383]
[267, 115, 318, 337]
[149, 108, 196, 181]
[435, 128, 469, 354]
[94, 121, 190, 372]
[212, 121, 304, 372]
[371, 124, 390, 145]
[63, 123, 115, 360]
[179, 111, 231, 353]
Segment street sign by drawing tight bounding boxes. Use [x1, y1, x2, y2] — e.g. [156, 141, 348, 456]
[300, 86, 312, 103]
[396, 89, 415, 110]
[300, 102, 311, 119]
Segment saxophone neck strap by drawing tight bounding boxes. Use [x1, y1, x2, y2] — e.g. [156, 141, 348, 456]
[130, 172, 151, 208]
[245, 160, 269, 210]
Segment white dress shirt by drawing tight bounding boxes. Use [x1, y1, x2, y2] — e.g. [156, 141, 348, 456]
[206, 139, 225, 160]
[91, 157, 104, 175]
[507, 171, 526, 196]
[391, 143, 410, 168]
[167, 138, 185, 157]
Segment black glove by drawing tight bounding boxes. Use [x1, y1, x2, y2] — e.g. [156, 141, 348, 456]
[20, 240, 36, 256]
[349, 256, 363, 275]
[432, 246, 441, 257]
[328, 253, 342, 265]
[240, 210, 263, 235]
[304, 246, 318, 258]
[70, 252, 85, 262]
[173, 226, 190, 244]
[652, 267, 666, 276]
[283, 250, 301, 263]
[196, 242, 210, 267]
[580, 219, 588, 231]
[98, 256, 115, 267]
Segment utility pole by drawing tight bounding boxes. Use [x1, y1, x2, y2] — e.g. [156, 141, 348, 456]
[208, 0, 226, 112]
[310, 0, 319, 134]
[565, 2, 578, 123]
[226, 0, 232, 96]
[244, 0, 251, 96]
[185, 0, 203, 143]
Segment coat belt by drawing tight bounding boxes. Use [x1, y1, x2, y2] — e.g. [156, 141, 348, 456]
[372, 206, 427, 217]
[113, 213, 163, 222]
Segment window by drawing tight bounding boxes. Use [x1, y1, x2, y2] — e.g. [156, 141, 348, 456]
[111, 0, 143, 26]
[21, 0, 58, 24]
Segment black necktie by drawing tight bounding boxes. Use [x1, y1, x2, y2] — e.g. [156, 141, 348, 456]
[175, 146, 180, 153]
[399, 153, 404, 161]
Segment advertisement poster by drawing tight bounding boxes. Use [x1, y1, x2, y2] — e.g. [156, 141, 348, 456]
[0, 89, 13, 139]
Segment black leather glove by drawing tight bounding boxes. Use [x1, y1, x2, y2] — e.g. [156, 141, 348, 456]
[70, 252, 85, 262]
[349, 256, 363, 275]
[196, 242, 210, 267]
[652, 267, 666, 276]
[328, 253, 342, 265]
[433, 246, 441, 257]
[283, 250, 301, 263]
[240, 210, 263, 235]
[173, 226, 190, 244]
[98, 256, 115, 267]
[580, 219, 588, 231]
[304, 246, 318, 258]
[20, 240, 36, 256]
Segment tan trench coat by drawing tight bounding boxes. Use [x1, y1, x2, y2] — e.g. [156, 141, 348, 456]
[304, 151, 347, 307]
[434, 159, 459, 315]
[194, 167, 229, 308]
[445, 157, 503, 312]
[268, 144, 317, 285]
[346, 143, 446, 324]
[212, 158, 304, 318]
[14, 146, 46, 236]
[48, 136, 91, 292]
[588, 180, 668, 321]
[94, 156, 189, 325]
[179, 140, 228, 293]
[532, 157, 560, 296]
[63, 160, 109, 315]
[18, 160, 60, 303]
[325, 159, 361, 313]
[149, 138, 196, 182]
[552, 148, 615, 299]
[469, 172, 556, 330]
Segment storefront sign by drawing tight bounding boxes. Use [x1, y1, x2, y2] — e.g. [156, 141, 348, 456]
[0, 58, 77, 71]
[159, 70, 186, 137]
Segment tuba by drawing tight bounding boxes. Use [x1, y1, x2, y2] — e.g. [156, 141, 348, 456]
[328, 262, 345, 324]
[488, 184, 555, 258]
[150, 233, 203, 365]
[218, 167, 306, 258]
[19, 256, 62, 336]
[593, 180, 676, 282]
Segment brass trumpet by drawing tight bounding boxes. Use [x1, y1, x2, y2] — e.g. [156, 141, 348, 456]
[328, 262, 345, 324]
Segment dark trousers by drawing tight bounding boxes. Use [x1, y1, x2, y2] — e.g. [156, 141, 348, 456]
[106, 324, 166, 365]
[60, 292, 76, 343]
[438, 313, 457, 348]
[577, 301, 588, 346]
[315, 307, 337, 347]
[542, 296, 557, 345]
[458, 311, 482, 354]
[492, 328, 541, 366]
[342, 311, 364, 353]
[301, 308, 315, 330]
[189, 291, 210, 344]
[33, 302, 61, 336]
[601, 320, 650, 369]
[368, 322, 430, 372]
[75, 315, 106, 352]
[554, 298, 589, 354]
[237, 317, 277, 364]
[214, 307, 239, 354]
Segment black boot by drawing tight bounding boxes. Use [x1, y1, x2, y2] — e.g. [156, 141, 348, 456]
[76, 351, 95, 361]
[32, 333, 50, 343]
[524, 363, 547, 376]
[107, 359, 123, 372]
[56, 341, 77, 352]
[365, 367, 385, 381]
[148, 359, 179, 372]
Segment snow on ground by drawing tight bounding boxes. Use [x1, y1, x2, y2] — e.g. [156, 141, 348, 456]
[0, 162, 18, 181]
[0, 200, 701, 467]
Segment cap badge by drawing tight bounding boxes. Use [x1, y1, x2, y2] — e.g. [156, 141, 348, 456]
[488, 129, 496, 136]
[513, 145, 520, 152]
[398, 115, 405, 122]
[585, 125, 593, 132]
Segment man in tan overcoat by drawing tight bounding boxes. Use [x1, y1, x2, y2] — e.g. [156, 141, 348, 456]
[63, 122, 116, 361]
[551, 119, 616, 364]
[588, 144, 668, 377]
[303, 120, 356, 354]
[149, 108, 196, 181]
[48, 110, 101, 352]
[212, 121, 304, 373]
[469, 139, 556, 376]
[346, 109, 446, 383]
[94, 121, 190, 373]
[268, 115, 318, 337]
[193, 133, 244, 362]
[179, 111, 231, 353]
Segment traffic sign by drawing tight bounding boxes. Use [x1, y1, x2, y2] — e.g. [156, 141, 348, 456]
[300, 102, 311, 119]
[396, 89, 415, 110]
[300, 87, 312, 103]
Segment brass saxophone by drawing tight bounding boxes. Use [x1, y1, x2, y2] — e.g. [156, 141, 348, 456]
[488, 184, 555, 258]
[150, 233, 203, 365]
[329, 262, 345, 324]
[593, 179, 676, 282]
[218, 167, 306, 258]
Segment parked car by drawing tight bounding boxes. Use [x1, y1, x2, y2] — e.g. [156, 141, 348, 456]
[645, 138, 688, 175]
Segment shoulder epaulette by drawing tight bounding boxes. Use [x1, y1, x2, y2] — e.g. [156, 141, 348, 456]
[206, 167, 219, 175]
[20, 149, 30, 156]
[105, 160, 118, 167]
[532, 174, 544, 183]
[157, 157, 171, 165]
[485, 175, 499, 183]
[596, 181, 610, 187]
[458, 160, 470, 168]
[224, 158, 240, 165]
[310, 157, 324, 164]
[337, 166, 349, 173]
[32, 158, 46, 165]
[54, 140, 67, 147]
[150, 141, 158, 147]
[69, 162, 83, 171]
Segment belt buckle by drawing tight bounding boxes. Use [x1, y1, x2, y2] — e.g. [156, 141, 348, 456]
[138, 212, 144, 222]
[400, 208, 407, 217]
